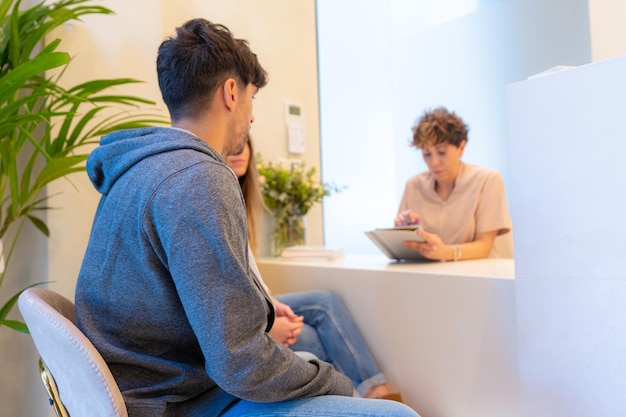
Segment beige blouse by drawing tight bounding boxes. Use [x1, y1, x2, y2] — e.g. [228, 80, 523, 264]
[397, 163, 513, 258]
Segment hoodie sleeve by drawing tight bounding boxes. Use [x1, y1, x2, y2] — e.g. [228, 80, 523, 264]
[144, 158, 353, 402]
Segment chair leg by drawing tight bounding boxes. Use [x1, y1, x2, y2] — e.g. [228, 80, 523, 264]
[39, 358, 70, 417]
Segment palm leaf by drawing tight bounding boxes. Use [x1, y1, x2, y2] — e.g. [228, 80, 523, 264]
[27, 214, 49, 237]
[88, 95, 156, 106]
[6, 0, 20, 68]
[0, 287, 25, 320]
[0, 51, 69, 100]
[18, 2, 113, 62]
[66, 78, 145, 96]
[0, 0, 11, 21]
[0, 282, 50, 334]
[0, 319, 28, 333]
[34, 154, 88, 189]
[5, 145, 19, 216]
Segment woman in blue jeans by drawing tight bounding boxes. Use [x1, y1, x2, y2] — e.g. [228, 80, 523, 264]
[227, 137, 401, 401]
[276, 290, 388, 397]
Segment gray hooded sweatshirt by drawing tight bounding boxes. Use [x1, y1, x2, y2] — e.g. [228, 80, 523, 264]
[75, 127, 352, 417]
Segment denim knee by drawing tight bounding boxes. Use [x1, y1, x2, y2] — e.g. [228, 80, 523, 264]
[308, 290, 344, 309]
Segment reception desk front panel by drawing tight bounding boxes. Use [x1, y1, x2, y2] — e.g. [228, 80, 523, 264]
[257, 255, 520, 417]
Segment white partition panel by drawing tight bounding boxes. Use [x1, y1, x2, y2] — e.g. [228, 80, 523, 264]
[507, 55, 626, 417]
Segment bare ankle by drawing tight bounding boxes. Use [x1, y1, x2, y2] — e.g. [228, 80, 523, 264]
[363, 384, 390, 399]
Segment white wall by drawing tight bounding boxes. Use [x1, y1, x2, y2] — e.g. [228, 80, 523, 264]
[507, 0, 626, 415]
[507, 53, 626, 417]
[0, 224, 49, 417]
[319, 0, 592, 254]
[589, 0, 626, 61]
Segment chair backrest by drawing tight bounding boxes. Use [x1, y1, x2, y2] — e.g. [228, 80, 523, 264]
[18, 287, 128, 417]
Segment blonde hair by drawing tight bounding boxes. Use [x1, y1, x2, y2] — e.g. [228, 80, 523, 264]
[238, 136, 264, 256]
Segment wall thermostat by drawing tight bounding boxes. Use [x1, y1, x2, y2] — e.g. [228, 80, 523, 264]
[285, 101, 306, 154]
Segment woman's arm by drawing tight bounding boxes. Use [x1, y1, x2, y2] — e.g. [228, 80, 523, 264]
[403, 229, 498, 261]
[454, 230, 498, 260]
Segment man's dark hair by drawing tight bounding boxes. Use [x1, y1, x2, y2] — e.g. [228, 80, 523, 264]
[157, 18, 268, 121]
[411, 106, 469, 149]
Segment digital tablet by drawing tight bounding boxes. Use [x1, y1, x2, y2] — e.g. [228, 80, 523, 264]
[364, 226, 428, 261]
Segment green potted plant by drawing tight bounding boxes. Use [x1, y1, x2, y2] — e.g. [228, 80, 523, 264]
[257, 157, 340, 256]
[0, 0, 166, 332]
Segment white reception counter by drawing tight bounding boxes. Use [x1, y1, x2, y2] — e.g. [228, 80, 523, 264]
[257, 254, 520, 417]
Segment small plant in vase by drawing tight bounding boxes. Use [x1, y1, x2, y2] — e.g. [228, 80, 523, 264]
[257, 157, 339, 256]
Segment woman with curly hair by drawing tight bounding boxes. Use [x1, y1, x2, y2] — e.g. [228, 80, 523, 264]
[395, 106, 513, 260]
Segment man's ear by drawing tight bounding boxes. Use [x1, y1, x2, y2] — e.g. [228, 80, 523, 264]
[222, 78, 237, 111]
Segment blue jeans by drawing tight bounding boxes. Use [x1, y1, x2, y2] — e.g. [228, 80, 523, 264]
[275, 291, 386, 397]
[221, 395, 419, 417]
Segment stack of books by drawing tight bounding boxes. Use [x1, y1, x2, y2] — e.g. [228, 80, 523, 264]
[279, 245, 344, 261]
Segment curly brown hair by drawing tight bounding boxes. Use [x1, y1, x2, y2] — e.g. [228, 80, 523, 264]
[411, 107, 468, 149]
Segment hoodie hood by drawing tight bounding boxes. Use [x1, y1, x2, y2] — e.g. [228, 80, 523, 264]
[87, 127, 222, 194]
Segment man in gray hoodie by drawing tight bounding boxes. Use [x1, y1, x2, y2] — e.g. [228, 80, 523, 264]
[75, 17, 419, 417]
